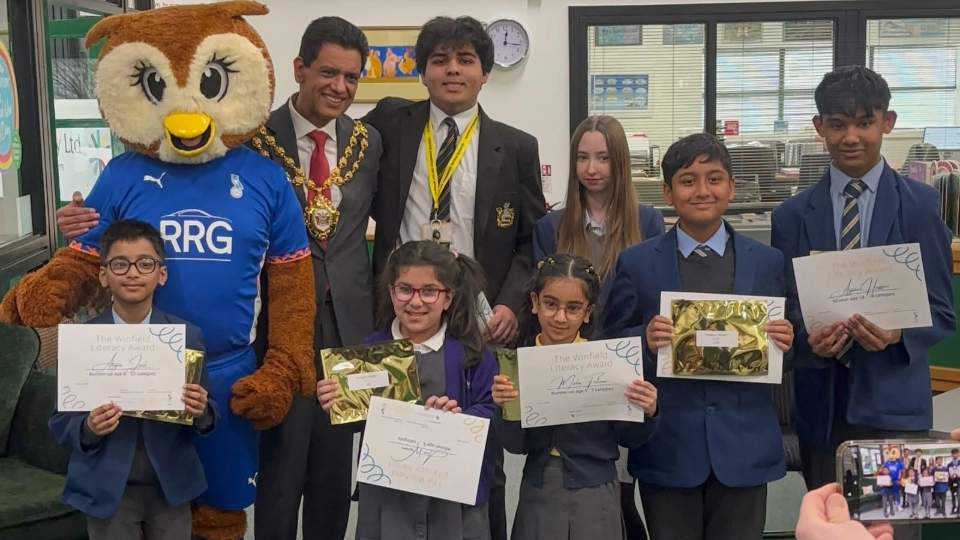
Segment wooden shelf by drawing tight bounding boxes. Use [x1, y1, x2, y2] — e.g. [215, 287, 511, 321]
[932, 366, 960, 393]
[953, 239, 960, 274]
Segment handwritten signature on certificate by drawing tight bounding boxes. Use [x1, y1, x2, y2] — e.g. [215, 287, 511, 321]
[57, 324, 187, 412]
[793, 243, 932, 331]
[390, 438, 454, 465]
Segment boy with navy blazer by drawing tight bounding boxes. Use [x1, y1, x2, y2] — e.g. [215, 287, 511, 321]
[49, 220, 217, 540]
[603, 134, 794, 539]
[772, 66, 956, 540]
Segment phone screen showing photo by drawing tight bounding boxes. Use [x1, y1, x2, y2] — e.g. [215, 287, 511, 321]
[838, 440, 960, 523]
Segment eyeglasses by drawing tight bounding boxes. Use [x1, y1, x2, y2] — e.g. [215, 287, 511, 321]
[391, 284, 448, 304]
[536, 297, 587, 320]
[105, 257, 161, 276]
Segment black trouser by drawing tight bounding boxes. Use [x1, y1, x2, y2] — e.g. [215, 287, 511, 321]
[639, 473, 766, 540]
[622, 480, 648, 540]
[254, 298, 354, 540]
[487, 433, 508, 540]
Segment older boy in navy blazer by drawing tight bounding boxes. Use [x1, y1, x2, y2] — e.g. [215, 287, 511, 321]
[49, 220, 217, 540]
[772, 66, 956, 540]
[604, 133, 794, 539]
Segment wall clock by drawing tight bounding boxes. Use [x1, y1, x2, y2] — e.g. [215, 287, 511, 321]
[486, 18, 530, 69]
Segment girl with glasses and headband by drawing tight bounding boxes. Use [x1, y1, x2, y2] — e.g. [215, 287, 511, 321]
[491, 254, 660, 540]
[317, 240, 499, 540]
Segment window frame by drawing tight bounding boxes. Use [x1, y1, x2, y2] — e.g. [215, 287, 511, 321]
[0, 0, 153, 287]
[568, 0, 960, 213]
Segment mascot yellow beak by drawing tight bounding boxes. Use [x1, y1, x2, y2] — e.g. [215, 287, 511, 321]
[163, 112, 217, 157]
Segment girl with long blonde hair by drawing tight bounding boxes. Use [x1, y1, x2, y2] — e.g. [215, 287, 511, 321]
[533, 115, 665, 309]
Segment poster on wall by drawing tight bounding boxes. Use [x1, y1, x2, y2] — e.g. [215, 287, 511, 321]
[721, 22, 763, 43]
[0, 38, 22, 191]
[663, 24, 704, 45]
[56, 127, 115, 201]
[590, 74, 649, 112]
[595, 25, 643, 47]
[355, 27, 426, 103]
[878, 19, 947, 38]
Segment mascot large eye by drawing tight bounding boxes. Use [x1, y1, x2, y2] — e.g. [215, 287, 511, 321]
[132, 63, 166, 104]
[200, 57, 237, 102]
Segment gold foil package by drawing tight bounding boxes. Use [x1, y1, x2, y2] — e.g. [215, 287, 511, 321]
[670, 299, 770, 376]
[321, 339, 421, 425]
[495, 348, 521, 421]
[122, 348, 204, 426]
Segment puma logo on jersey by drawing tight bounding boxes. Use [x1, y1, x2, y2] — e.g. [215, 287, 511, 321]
[143, 172, 165, 188]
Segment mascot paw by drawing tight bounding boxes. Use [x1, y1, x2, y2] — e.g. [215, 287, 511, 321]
[230, 366, 293, 430]
[191, 503, 246, 540]
[2, 274, 71, 327]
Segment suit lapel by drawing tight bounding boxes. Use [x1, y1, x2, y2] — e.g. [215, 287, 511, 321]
[654, 228, 682, 292]
[397, 102, 429, 235]
[473, 107, 503, 261]
[324, 116, 355, 253]
[731, 227, 756, 295]
[802, 173, 837, 252]
[148, 309, 169, 324]
[867, 165, 900, 247]
[265, 100, 307, 210]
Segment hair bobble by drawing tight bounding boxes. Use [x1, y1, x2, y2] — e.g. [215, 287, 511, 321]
[537, 257, 555, 270]
[451, 249, 459, 260]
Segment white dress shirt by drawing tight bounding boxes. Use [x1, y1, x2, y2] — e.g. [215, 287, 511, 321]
[391, 319, 447, 354]
[288, 97, 337, 200]
[400, 102, 480, 257]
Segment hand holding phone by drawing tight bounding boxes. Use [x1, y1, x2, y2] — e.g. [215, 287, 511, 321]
[836, 438, 960, 524]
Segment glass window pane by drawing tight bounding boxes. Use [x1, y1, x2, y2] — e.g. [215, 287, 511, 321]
[784, 48, 833, 90]
[587, 23, 705, 205]
[717, 21, 834, 207]
[865, 18, 960, 170]
[0, 0, 32, 247]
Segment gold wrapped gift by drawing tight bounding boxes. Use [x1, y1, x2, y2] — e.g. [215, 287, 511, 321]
[495, 348, 521, 421]
[671, 299, 770, 376]
[320, 339, 421, 425]
[122, 349, 204, 426]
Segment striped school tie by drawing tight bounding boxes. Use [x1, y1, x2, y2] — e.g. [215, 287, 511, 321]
[434, 117, 458, 222]
[836, 178, 867, 365]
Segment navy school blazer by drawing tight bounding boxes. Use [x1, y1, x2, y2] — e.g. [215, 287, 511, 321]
[362, 329, 498, 506]
[770, 164, 956, 447]
[602, 223, 787, 488]
[48, 308, 217, 519]
[534, 204, 665, 311]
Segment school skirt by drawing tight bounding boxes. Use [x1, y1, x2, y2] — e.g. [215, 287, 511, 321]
[355, 483, 490, 540]
[511, 456, 624, 540]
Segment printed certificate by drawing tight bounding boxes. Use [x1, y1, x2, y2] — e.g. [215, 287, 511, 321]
[517, 338, 645, 428]
[57, 324, 187, 411]
[793, 243, 933, 331]
[357, 396, 490, 505]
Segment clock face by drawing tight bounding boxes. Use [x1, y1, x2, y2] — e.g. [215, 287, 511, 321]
[487, 19, 529, 68]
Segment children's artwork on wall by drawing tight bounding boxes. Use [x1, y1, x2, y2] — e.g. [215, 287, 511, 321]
[589, 74, 649, 112]
[355, 26, 427, 103]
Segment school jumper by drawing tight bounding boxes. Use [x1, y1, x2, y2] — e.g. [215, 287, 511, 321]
[49, 308, 217, 540]
[496, 333, 660, 540]
[355, 323, 498, 540]
[603, 222, 787, 540]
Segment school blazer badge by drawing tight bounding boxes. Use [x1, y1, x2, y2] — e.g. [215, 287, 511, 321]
[496, 203, 515, 228]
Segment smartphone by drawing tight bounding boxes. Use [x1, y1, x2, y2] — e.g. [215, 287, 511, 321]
[836, 439, 960, 524]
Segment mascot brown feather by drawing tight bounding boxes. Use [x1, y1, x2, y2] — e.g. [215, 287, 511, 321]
[0, 2, 316, 539]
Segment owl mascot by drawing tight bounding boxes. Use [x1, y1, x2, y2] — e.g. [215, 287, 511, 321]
[0, 2, 316, 539]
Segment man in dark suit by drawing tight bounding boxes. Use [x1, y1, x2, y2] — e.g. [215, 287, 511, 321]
[771, 66, 956, 540]
[363, 16, 546, 540]
[250, 17, 382, 540]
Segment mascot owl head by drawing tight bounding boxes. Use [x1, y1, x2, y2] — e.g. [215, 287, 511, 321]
[85, 1, 274, 164]
[883, 444, 902, 462]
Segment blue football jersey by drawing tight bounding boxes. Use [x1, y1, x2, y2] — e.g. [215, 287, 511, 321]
[73, 146, 310, 361]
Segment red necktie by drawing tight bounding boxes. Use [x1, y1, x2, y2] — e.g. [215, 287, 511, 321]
[307, 130, 332, 250]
